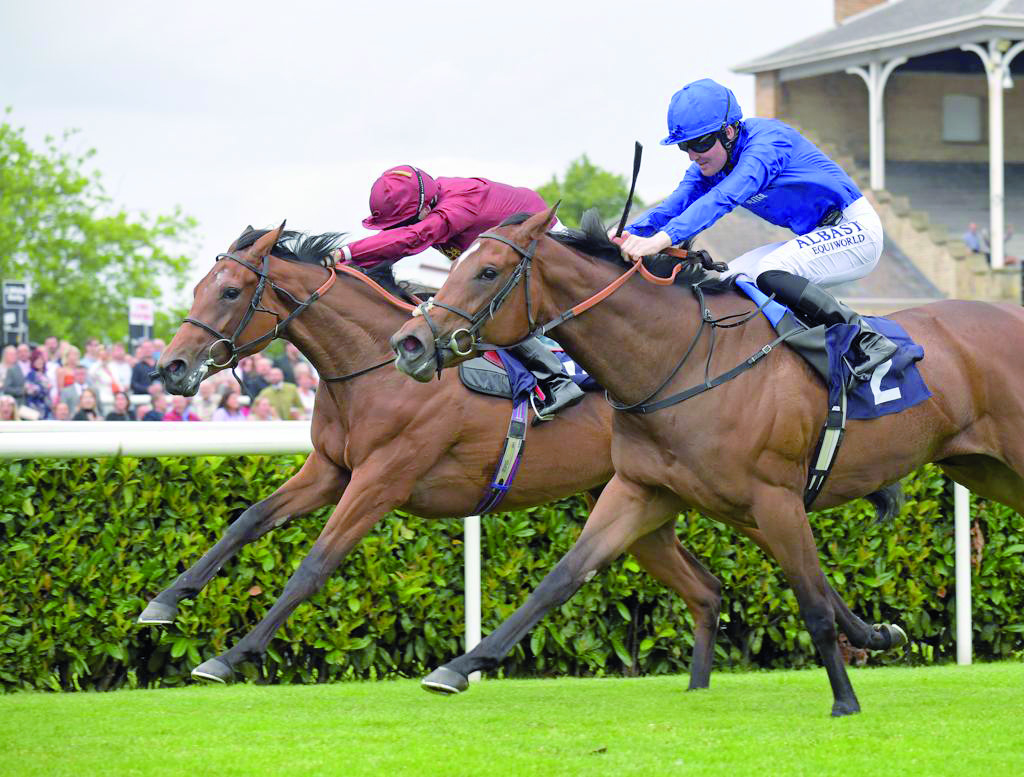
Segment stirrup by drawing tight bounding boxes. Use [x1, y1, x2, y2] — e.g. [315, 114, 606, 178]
[530, 393, 553, 423]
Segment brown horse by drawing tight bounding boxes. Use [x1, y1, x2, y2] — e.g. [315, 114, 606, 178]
[145, 223, 745, 686]
[391, 206, 1024, 715]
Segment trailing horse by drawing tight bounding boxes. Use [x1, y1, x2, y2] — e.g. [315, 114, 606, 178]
[390, 205, 1022, 715]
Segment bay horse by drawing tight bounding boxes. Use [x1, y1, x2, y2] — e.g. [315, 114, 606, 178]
[145, 223, 719, 685]
[390, 205, 1024, 715]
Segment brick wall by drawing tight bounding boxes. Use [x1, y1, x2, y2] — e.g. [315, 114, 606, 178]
[835, 0, 886, 24]
[755, 71, 780, 118]
[776, 72, 870, 156]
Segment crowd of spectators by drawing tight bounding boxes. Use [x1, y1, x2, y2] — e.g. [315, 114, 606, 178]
[0, 335, 319, 423]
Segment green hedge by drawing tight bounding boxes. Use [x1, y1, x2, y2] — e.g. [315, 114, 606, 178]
[1, 456, 1022, 691]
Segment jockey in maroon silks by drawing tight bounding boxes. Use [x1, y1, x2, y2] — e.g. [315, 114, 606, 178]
[340, 165, 583, 419]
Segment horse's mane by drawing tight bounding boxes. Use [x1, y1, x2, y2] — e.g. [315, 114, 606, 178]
[498, 209, 734, 294]
[233, 228, 348, 266]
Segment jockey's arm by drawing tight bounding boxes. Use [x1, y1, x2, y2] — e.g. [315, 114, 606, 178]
[340, 212, 456, 266]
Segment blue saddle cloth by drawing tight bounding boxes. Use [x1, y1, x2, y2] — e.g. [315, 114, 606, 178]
[735, 278, 931, 420]
[495, 339, 600, 399]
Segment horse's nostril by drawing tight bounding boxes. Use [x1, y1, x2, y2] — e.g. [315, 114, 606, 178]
[401, 336, 422, 354]
[166, 360, 186, 376]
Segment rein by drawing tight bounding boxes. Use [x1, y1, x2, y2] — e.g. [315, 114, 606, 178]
[416, 230, 791, 412]
[182, 252, 418, 391]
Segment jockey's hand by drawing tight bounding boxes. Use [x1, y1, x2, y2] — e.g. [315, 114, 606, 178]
[618, 231, 672, 262]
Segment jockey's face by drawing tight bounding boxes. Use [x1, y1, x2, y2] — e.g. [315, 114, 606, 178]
[685, 125, 736, 177]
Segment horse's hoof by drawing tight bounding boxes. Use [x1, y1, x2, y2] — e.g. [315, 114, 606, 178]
[191, 658, 233, 684]
[421, 666, 469, 695]
[875, 623, 908, 649]
[831, 700, 861, 717]
[137, 600, 178, 625]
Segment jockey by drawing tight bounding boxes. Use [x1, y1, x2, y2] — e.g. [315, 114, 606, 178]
[618, 79, 897, 381]
[339, 165, 583, 418]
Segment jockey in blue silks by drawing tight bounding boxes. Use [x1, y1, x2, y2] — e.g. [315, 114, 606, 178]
[618, 78, 896, 380]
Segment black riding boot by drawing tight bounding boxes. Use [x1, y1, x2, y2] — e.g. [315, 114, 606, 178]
[510, 337, 584, 420]
[757, 270, 898, 381]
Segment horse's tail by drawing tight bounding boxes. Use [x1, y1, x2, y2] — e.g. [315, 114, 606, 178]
[863, 481, 904, 525]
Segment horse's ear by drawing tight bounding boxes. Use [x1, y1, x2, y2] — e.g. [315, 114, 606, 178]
[521, 202, 560, 241]
[250, 219, 287, 258]
[227, 225, 256, 253]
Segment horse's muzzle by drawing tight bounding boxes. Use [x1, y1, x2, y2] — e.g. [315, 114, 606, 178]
[390, 331, 436, 383]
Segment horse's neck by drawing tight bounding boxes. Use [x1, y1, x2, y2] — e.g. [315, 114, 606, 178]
[541, 256, 746, 407]
[275, 269, 406, 388]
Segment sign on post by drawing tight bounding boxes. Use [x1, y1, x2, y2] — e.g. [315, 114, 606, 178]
[2, 280, 30, 346]
[128, 297, 155, 351]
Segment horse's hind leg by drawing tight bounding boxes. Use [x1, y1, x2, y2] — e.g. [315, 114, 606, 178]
[138, 451, 349, 625]
[628, 520, 721, 690]
[939, 454, 1024, 513]
[422, 475, 681, 694]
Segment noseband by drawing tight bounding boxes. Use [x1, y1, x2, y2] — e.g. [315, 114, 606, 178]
[183, 251, 337, 370]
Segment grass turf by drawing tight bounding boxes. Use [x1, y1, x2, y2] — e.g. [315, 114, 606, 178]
[1, 663, 1021, 777]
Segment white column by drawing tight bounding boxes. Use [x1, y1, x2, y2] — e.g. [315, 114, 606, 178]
[953, 484, 972, 665]
[847, 57, 906, 191]
[961, 40, 1024, 270]
[464, 514, 482, 682]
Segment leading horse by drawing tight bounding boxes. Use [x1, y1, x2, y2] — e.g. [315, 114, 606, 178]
[391, 206, 1024, 715]
[147, 223, 726, 685]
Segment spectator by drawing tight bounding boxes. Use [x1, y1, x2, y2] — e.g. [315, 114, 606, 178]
[963, 222, 982, 254]
[109, 343, 134, 394]
[15, 343, 31, 378]
[151, 338, 166, 361]
[275, 343, 313, 383]
[105, 391, 133, 421]
[164, 395, 200, 422]
[244, 357, 274, 397]
[42, 336, 62, 396]
[192, 380, 221, 421]
[24, 349, 53, 420]
[212, 390, 250, 421]
[0, 394, 19, 422]
[296, 371, 317, 419]
[134, 403, 152, 422]
[0, 346, 25, 405]
[256, 368, 303, 420]
[89, 345, 122, 409]
[981, 223, 1016, 266]
[53, 402, 71, 421]
[248, 396, 278, 421]
[71, 388, 102, 421]
[131, 341, 158, 395]
[60, 366, 95, 415]
[55, 345, 81, 391]
[79, 338, 101, 370]
[142, 392, 168, 421]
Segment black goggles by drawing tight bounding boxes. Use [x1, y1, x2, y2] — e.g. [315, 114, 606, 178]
[677, 132, 719, 154]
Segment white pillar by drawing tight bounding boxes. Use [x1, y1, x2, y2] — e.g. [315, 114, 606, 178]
[847, 57, 906, 191]
[953, 484, 972, 665]
[961, 40, 1024, 270]
[464, 514, 482, 682]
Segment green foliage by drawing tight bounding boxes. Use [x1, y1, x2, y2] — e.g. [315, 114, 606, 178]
[1, 456, 1021, 691]
[0, 108, 196, 342]
[537, 154, 644, 229]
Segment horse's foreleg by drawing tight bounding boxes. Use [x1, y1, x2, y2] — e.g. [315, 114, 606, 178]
[422, 475, 680, 694]
[628, 520, 721, 691]
[139, 451, 349, 625]
[190, 467, 401, 683]
[751, 491, 860, 717]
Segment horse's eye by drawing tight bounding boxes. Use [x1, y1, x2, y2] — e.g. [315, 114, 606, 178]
[478, 267, 499, 281]
[222, 288, 241, 300]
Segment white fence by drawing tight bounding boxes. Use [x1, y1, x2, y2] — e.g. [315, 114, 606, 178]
[0, 422, 971, 665]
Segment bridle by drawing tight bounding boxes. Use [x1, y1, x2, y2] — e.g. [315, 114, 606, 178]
[183, 251, 338, 372]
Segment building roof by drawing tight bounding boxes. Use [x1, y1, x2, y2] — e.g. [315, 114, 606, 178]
[735, 0, 1024, 81]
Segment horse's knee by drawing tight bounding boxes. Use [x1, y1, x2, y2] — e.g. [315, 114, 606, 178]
[224, 503, 278, 543]
[801, 603, 838, 646]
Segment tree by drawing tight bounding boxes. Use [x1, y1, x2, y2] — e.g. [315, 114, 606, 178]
[537, 154, 644, 229]
[0, 109, 196, 344]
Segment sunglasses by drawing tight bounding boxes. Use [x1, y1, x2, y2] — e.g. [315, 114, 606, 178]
[677, 132, 719, 153]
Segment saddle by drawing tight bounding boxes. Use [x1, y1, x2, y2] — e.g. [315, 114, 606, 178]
[458, 349, 598, 401]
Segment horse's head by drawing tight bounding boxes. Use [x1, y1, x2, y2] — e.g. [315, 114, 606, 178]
[158, 222, 288, 395]
[391, 205, 558, 382]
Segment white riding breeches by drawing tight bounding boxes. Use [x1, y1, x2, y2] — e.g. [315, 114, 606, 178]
[723, 197, 884, 288]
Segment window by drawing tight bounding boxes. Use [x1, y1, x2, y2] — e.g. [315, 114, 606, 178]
[942, 94, 983, 143]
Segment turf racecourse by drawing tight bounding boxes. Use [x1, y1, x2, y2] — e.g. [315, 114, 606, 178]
[1, 664, 1021, 777]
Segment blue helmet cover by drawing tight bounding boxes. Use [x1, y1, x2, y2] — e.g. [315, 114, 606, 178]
[661, 78, 743, 146]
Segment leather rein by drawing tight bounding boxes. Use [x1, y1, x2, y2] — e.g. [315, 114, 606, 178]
[182, 251, 417, 386]
[414, 232, 792, 413]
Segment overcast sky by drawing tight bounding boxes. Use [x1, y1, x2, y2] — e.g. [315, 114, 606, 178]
[3, 0, 832, 301]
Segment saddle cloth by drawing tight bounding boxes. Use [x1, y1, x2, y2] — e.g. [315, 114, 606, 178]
[459, 340, 599, 401]
[735, 278, 931, 420]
